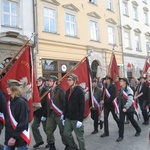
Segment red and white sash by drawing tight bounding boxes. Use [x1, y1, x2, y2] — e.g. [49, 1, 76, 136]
[0, 112, 5, 125]
[105, 89, 111, 99]
[48, 92, 63, 117]
[7, 101, 31, 145]
[93, 96, 100, 116]
[122, 90, 128, 100]
[112, 98, 119, 114]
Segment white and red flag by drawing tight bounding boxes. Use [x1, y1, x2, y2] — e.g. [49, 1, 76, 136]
[59, 57, 92, 119]
[0, 46, 41, 122]
[143, 56, 150, 76]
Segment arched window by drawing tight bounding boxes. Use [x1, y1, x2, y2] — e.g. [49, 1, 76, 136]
[91, 60, 99, 79]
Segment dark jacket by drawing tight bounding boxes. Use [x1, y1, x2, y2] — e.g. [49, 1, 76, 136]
[0, 90, 7, 132]
[49, 85, 65, 117]
[137, 82, 149, 102]
[64, 86, 85, 122]
[34, 85, 49, 118]
[104, 83, 116, 107]
[118, 86, 134, 113]
[5, 97, 29, 147]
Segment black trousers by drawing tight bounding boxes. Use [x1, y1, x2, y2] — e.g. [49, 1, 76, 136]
[91, 109, 98, 131]
[118, 111, 141, 138]
[103, 106, 119, 134]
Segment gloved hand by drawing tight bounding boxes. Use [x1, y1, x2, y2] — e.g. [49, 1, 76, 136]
[60, 115, 64, 121]
[76, 121, 82, 128]
[41, 116, 46, 121]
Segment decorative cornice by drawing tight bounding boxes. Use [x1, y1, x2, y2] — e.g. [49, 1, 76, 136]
[87, 12, 101, 19]
[123, 25, 132, 30]
[132, 1, 138, 6]
[145, 32, 150, 36]
[134, 28, 141, 33]
[62, 4, 79, 12]
[41, 0, 60, 6]
[143, 7, 149, 12]
[106, 18, 117, 25]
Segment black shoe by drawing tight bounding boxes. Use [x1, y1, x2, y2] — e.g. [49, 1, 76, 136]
[91, 130, 98, 134]
[142, 121, 149, 125]
[135, 130, 141, 136]
[125, 120, 130, 124]
[100, 132, 109, 137]
[116, 137, 123, 142]
[33, 141, 44, 148]
[99, 120, 103, 129]
[49, 143, 56, 150]
[45, 144, 50, 148]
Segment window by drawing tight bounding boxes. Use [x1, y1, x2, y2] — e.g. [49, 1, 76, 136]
[3, 0, 18, 27]
[124, 32, 130, 48]
[65, 13, 76, 37]
[123, 1, 128, 15]
[143, 0, 147, 4]
[108, 26, 115, 44]
[135, 35, 141, 51]
[89, 0, 97, 4]
[133, 6, 138, 20]
[90, 20, 99, 41]
[43, 7, 56, 33]
[146, 39, 150, 52]
[144, 11, 148, 25]
[107, 0, 113, 10]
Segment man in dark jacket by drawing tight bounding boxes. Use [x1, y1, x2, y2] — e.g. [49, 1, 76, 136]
[63, 73, 85, 150]
[91, 78, 102, 134]
[100, 75, 119, 137]
[134, 76, 149, 125]
[32, 76, 49, 148]
[4, 79, 29, 149]
[116, 77, 141, 142]
[46, 75, 67, 150]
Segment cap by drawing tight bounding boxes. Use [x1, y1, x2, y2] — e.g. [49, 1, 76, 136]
[104, 75, 113, 81]
[37, 76, 47, 82]
[119, 77, 129, 85]
[138, 76, 146, 80]
[7, 79, 22, 87]
[48, 75, 58, 81]
[67, 73, 78, 81]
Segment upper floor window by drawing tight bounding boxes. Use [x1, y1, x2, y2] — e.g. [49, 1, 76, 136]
[65, 13, 76, 37]
[123, 1, 128, 15]
[43, 7, 56, 33]
[3, 0, 18, 27]
[107, 0, 113, 11]
[90, 20, 99, 41]
[108, 26, 115, 44]
[144, 11, 149, 25]
[135, 34, 141, 51]
[143, 0, 147, 4]
[124, 31, 131, 48]
[89, 0, 97, 4]
[146, 39, 150, 52]
[132, 6, 138, 20]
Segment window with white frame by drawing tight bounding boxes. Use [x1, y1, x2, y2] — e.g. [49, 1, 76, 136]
[43, 7, 56, 33]
[135, 34, 141, 51]
[124, 31, 131, 48]
[3, 0, 18, 27]
[146, 39, 150, 52]
[65, 13, 76, 37]
[90, 20, 99, 41]
[144, 11, 148, 25]
[107, 0, 113, 10]
[108, 26, 115, 44]
[123, 1, 128, 15]
[133, 6, 138, 20]
[89, 0, 97, 4]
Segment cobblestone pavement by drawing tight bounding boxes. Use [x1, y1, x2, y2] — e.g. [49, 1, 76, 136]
[1, 114, 150, 150]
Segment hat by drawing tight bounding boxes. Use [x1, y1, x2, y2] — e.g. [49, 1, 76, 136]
[7, 79, 22, 87]
[138, 76, 146, 80]
[37, 76, 47, 82]
[48, 75, 58, 81]
[67, 73, 78, 81]
[92, 78, 98, 82]
[119, 77, 129, 85]
[104, 75, 113, 81]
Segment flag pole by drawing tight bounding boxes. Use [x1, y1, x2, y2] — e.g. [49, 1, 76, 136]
[0, 40, 30, 77]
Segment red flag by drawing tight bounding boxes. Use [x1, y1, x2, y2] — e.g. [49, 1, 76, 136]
[1, 46, 40, 122]
[59, 57, 92, 119]
[143, 56, 150, 75]
[109, 52, 120, 95]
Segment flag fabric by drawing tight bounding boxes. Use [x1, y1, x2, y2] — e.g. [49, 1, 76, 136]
[0, 46, 40, 122]
[143, 56, 150, 75]
[109, 52, 120, 95]
[59, 57, 92, 119]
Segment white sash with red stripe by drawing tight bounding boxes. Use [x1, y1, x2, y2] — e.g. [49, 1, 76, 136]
[48, 92, 63, 117]
[122, 90, 128, 100]
[7, 101, 31, 145]
[112, 98, 119, 114]
[0, 112, 5, 125]
[93, 96, 100, 116]
[105, 89, 110, 98]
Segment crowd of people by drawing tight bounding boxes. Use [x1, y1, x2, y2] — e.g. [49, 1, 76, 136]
[0, 73, 150, 150]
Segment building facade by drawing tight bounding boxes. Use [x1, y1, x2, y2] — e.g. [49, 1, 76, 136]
[119, 0, 150, 79]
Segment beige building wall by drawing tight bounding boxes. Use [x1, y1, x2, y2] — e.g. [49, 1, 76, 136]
[35, 0, 123, 78]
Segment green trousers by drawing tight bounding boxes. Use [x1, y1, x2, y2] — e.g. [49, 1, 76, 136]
[63, 118, 86, 150]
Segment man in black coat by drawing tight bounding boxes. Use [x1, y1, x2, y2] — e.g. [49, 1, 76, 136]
[100, 75, 119, 137]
